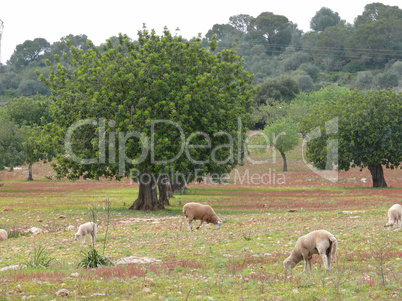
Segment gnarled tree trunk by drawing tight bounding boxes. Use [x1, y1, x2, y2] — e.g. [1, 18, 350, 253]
[368, 163, 387, 188]
[129, 173, 165, 210]
[27, 164, 34, 181]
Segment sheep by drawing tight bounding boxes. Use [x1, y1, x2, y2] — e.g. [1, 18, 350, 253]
[74, 222, 97, 244]
[183, 202, 222, 232]
[284, 230, 337, 273]
[0, 229, 7, 241]
[385, 204, 402, 227]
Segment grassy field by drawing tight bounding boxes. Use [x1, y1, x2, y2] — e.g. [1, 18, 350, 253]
[0, 146, 401, 300]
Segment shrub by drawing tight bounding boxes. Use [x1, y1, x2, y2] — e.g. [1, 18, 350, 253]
[24, 246, 54, 268]
[78, 247, 113, 269]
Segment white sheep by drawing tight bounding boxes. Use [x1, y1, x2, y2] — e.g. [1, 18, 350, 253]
[0, 229, 7, 241]
[385, 204, 402, 227]
[284, 230, 337, 272]
[183, 202, 222, 232]
[74, 222, 97, 244]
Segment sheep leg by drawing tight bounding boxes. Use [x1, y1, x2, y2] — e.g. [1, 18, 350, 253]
[187, 220, 192, 232]
[82, 235, 86, 244]
[307, 258, 312, 272]
[320, 252, 329, 270]
[196, 221, 204, 230]
[302, 257, 308, 273]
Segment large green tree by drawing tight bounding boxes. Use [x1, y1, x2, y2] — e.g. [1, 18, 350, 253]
[302, 89, 401, 187]
[42, 29, 255, 210]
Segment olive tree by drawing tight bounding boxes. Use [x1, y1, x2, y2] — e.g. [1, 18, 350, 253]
[41, 29, 255, 210]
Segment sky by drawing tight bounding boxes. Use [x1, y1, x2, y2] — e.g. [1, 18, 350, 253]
[1, 0, 401, 64]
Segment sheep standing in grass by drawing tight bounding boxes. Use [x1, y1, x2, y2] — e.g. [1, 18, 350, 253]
[385, 204, 402, 227]
[74, 222, 97, 244]
[183, 202, 222, 232]
[284, 230, 337, 272]
[0, 229, 7, 241]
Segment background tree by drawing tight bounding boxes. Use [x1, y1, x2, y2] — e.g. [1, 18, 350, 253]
[0, 117, 25, 172]
[3, 96, 53, 180]
[7, 38, 50, 71]
[302, 89, 401, 187]
[249, 12, 292, 53]
[310, 7, 341, 32]
[263, 119, 299, 171]
[345, 3, 402, 68]
[42, 30, 255, 210]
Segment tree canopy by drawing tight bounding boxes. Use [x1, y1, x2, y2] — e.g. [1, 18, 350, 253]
[310, 7, 341, 32]
[302, 89, 402, 187]
[42, 29, 255, 210]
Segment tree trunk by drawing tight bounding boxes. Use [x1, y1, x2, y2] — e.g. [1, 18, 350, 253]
[280, 152, 288, 172]
[158, 177, 170, 206]
[166, 181, 174, 198]
[368, 163, 387, 188]
[27, 164, 33, 181]
[171, 180, 187, 193]
[129, 173, 165, 210]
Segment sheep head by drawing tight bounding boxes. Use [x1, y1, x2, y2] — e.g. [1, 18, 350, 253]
[215, 220, 222, 229]
[283, 257, 296, 270]
[74, 233, 81, 240]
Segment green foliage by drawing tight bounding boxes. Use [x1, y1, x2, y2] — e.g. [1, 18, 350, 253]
[250, 12, 292, 53]
[254, 75, 299, 106]
[346, 3, 402, 68]
[42, 29, 255, 183]
[0, 117, 25, 171]
[263, 119, 299, 154]
[78, 247, 113, 269]
[4, 95, 53, 126]
[310, 7, 341, 32]
[8, 38, 50, 71]
[302, 89, 402, 185]
[24, 246, 54, 268]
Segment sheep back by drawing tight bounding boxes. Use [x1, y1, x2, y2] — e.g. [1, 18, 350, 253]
[183, 202, 220, 224]
[0, 229, 8, 241]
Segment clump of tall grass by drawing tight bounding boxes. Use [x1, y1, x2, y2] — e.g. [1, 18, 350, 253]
[24, 246, 54, 268]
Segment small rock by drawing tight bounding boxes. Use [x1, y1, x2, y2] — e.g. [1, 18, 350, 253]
[29, 227, 42, 234]
[37, 219, 43, 222]
[0, 264, 21, 272]
[56, 289, 69, 297]
[70, 272, 79, 278]
[288, 209, 298, 212]
[59, 215, 66, 219]
[4, 208, 13, 211]
[142, 288, 151, 294]
[65, 225, 75, 231]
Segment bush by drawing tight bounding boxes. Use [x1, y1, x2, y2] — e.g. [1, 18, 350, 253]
[78, 247, 113, 268]
[355, 71, 374, 89]
[295, 75, 315, 92]
[375, 71, 399, 89]
[24, 246, 54, 268]
[17, 80, 50, 96]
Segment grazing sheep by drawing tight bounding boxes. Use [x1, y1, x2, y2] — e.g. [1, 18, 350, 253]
[0, 229, 7, 241]
[183, 202, 222, 232]
[385, 204, 402, 227]
[74, 222, 97, 244]
[284, 230, 337, 272]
